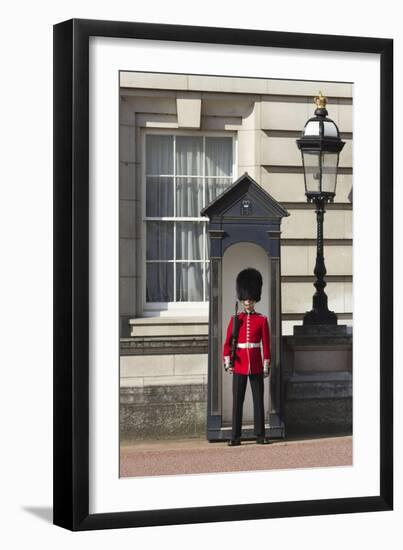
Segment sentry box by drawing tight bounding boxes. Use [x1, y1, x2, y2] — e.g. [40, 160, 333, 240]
[201, 173, 289, 441]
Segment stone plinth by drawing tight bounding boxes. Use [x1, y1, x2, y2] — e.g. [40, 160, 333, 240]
[121, 383, 207, 441]
[283, 328, 352, 436]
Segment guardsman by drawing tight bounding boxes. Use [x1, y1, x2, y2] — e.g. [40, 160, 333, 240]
[223, 267, 271, 446]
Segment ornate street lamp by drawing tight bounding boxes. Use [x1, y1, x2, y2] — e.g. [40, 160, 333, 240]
[296, 92, 345, 326]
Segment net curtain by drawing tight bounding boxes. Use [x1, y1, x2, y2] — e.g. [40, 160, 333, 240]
[145, 135, 232, 302]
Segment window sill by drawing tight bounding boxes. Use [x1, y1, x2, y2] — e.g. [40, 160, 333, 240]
[123, 316, 209, 355]
[129, 316, 208, 337]
[130, 315, 208, 326]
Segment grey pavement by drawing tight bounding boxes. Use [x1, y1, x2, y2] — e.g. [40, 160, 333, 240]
[120, 435, 352, 477]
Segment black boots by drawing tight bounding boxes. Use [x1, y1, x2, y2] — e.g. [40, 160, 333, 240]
[256, 436, 271, 444]
[228, 436, 271, 447]
[228, 437, 271, 446]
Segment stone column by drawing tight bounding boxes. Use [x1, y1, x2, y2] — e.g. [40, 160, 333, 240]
[207, 228, 225, 438]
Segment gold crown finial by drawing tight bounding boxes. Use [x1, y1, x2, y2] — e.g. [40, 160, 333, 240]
[314, 91, 327, 109]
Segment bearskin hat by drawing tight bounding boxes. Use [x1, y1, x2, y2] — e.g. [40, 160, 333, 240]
[236, 268, 263, 302]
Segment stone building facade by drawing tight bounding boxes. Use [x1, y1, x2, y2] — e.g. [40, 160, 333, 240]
[119, 72, 352, 440]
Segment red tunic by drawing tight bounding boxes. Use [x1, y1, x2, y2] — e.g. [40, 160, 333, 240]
[222, 311, 271, 375]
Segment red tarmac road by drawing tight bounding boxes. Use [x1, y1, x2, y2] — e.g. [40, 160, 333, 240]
[120, 435, 352, 478]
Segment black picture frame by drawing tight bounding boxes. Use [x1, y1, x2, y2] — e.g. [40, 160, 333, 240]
[53, 18, 393, 531]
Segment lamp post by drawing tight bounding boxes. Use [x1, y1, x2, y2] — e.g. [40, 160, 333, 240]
[296, 92, 345, 327]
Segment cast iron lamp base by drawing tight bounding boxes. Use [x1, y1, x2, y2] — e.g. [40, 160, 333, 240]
[303, 307, 338, 325]
[294, 323, 348, 336]
[295, 194, 349, 336]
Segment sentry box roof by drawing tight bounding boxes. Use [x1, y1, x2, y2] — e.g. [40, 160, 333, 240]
[200, 172, 289, 221]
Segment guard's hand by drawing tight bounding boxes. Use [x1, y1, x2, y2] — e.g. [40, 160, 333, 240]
[228, 367, 234, 374]
[263, 369, 270, 378]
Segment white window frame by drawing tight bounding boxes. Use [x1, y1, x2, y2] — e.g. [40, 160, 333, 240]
[141, 128, 237, 317]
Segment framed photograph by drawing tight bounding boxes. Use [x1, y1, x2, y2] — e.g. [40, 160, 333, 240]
[53, 19, 393, 530]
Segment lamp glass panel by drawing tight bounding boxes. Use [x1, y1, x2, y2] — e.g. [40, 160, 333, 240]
[321, 152, 339, 194]
[323, 121, 338, 137]
[302, 151, 321, 194]
[304, 120, 320, 136]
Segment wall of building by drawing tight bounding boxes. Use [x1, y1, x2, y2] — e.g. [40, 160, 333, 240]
[120, 353, 207, 440]
[119, 72, 353, 439]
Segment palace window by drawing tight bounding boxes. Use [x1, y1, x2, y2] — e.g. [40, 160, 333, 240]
[144, 133, 235, 305]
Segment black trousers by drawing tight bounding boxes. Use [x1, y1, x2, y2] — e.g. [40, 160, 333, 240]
[232, 373, 265, 440]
